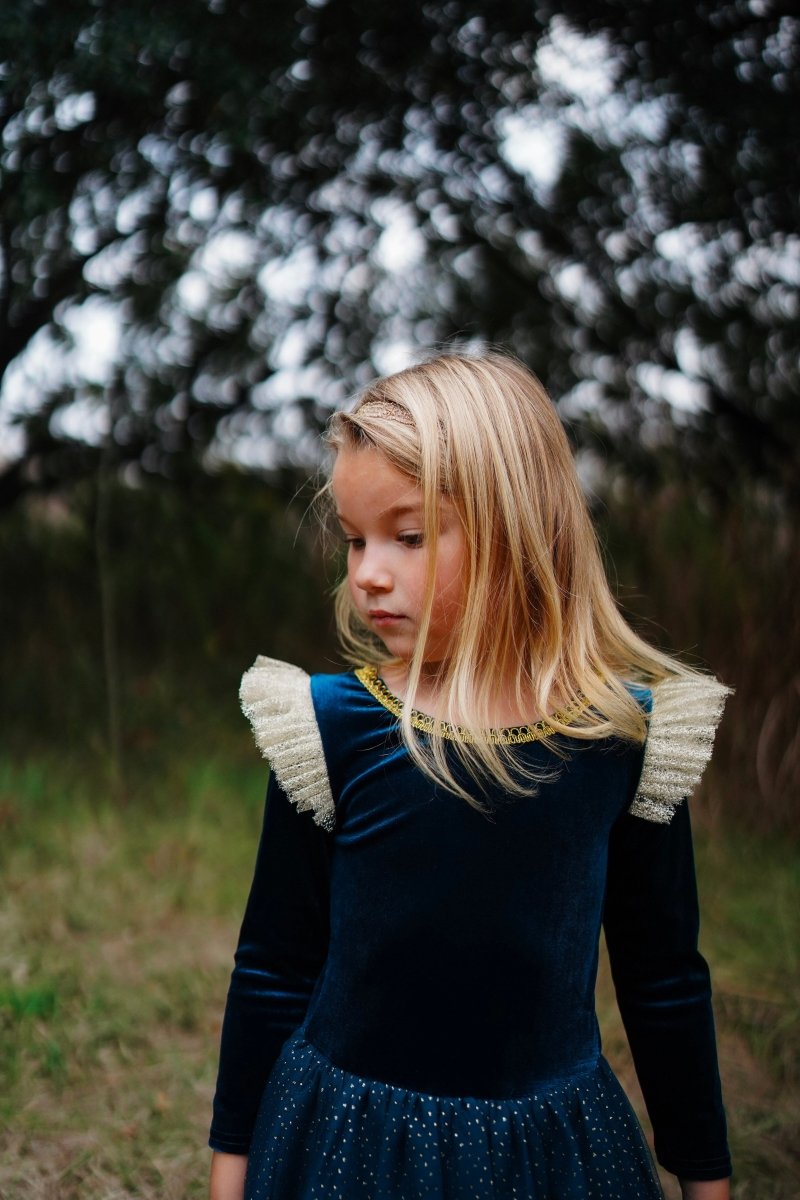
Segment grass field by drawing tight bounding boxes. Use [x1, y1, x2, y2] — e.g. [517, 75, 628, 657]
[1, 751, 798, 1199]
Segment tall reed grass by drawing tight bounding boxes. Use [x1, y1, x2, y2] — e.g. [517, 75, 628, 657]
[2, 471, 796, 832]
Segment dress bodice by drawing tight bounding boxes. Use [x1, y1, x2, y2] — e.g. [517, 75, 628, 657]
[305, 669, 644, 1096]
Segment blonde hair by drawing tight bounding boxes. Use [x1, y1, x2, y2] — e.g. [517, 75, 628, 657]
[324, 350, 698, 809]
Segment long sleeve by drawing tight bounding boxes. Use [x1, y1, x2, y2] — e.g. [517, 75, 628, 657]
[209, 772, 333, 1154]
[603, 800, 732, 1181]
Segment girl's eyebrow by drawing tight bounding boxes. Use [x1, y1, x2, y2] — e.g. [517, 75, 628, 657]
[335, 502, 423, 522]
[384, 503, 423, 518]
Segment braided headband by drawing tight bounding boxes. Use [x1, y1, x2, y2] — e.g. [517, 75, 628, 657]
[355, 399, 416, 427]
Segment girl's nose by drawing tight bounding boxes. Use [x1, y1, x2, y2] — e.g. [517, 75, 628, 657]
[353, 547, 393, 593]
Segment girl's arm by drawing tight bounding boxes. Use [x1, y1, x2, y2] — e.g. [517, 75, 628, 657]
[603, 799, 732, 1185]
[208, 771, 332, 1159]
[209, 1151, 248, 1200]
[680, 1180, 731, 1200]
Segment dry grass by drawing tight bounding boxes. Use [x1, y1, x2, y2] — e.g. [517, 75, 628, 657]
[598, 821, 800, 1199]
[1, 755, 798, 1199]
[0, 754, 258, 1200]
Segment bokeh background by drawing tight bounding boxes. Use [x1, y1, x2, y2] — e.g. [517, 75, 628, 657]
[1, 2, 798, 1196]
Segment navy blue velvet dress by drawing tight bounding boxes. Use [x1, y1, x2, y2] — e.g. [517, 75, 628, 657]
[209, 660, 732, 1198]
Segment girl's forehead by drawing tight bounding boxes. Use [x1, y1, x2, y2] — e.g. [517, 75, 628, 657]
[332, 445, 421, 505]
[331, 445, 455, 522]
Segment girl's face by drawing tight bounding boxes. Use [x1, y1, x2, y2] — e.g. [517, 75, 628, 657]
[331, 445, 466, 672]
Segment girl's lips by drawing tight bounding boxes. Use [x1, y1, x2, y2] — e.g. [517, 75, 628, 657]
[369, 611, 405, 624]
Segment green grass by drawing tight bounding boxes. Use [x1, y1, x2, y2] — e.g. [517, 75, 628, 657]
[0, 751, 265, 1200]
[0, 754, 798, 1198]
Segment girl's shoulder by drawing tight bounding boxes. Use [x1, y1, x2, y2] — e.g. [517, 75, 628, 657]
[239, 655, 340, 831]
[239, 656, 379, 829]
[627, 673, 732, 824]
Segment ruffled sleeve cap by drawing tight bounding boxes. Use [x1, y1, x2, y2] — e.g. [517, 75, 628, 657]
[629, 675, 732, 824]
[239, 656, 335, 831]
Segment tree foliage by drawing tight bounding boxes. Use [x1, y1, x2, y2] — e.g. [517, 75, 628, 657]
[1, 0, 798, 503]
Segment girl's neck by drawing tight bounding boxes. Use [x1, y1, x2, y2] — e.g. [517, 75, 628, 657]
[381, 661, 444, 713]
[379, 661, 556, 727]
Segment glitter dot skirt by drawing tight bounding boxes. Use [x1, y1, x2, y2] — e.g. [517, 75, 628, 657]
[244, 1030, 664, 1199]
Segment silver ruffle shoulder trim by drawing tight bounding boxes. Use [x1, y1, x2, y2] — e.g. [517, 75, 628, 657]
[239, 656, 335, 831]
[629, 675, 733, 824]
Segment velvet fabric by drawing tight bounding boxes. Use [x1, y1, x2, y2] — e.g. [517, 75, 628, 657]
[209, 669, 731, 1184]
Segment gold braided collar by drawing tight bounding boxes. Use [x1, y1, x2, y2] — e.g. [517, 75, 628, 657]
[354, 665, 587, 745]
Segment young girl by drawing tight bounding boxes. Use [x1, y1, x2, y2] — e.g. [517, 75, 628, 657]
[208, 351, 733, 1200]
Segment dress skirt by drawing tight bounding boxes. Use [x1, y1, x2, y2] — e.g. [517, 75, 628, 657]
[244, 1029, 665, 1200]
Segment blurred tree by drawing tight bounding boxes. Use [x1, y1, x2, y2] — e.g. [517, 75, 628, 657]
[1, 0, 797, 504]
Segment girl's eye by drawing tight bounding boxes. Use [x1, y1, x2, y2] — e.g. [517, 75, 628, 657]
[342, 535, 365, 550]
[399, 532, 424, 548]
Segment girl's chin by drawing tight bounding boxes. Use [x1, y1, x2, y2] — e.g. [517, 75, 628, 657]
[375, 634, 415, 660]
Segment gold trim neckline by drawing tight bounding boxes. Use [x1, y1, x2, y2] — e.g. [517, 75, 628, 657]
[354, 666, 587, 745]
